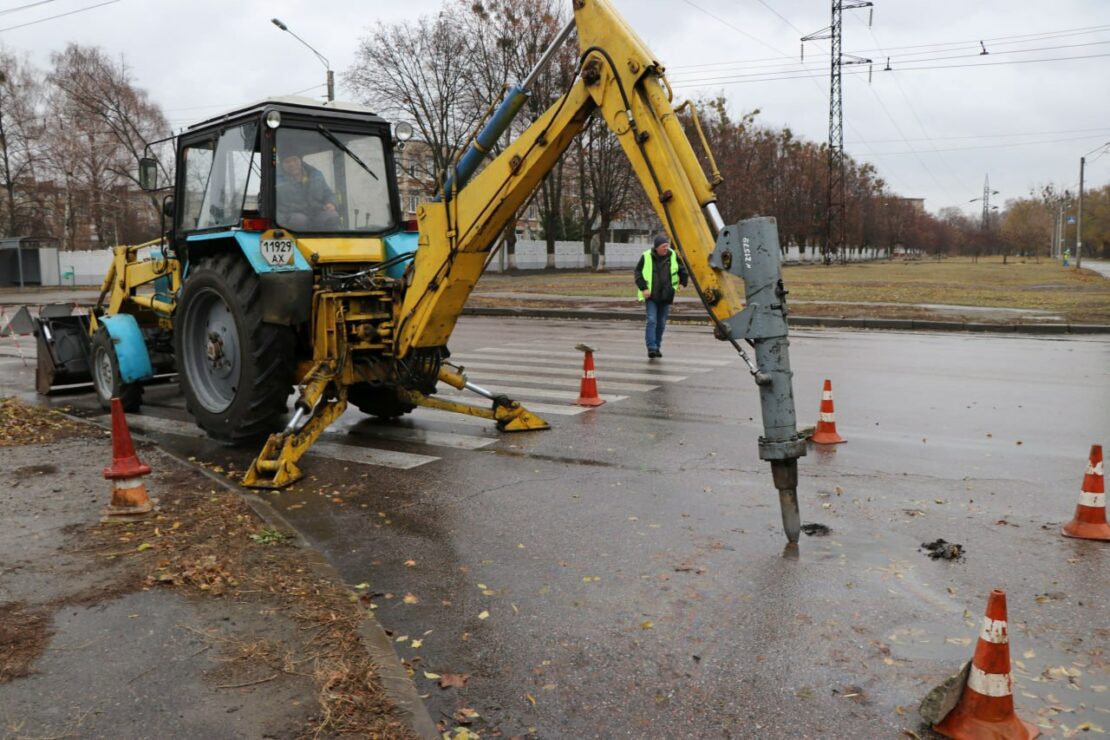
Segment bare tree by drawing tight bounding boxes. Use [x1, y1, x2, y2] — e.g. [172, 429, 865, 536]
[346, 5, 483, 191]
[0, 51, 46, 237]
[48, 45, 170, 201]
[460, 0, 573, 269]
[575, 115, 636, 270]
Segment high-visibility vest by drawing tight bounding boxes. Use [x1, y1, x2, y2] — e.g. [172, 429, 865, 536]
[637, 248, 680, 301]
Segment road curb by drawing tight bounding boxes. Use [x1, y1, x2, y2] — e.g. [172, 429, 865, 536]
[66, 411, 440, 740]
[461, 306, 1110, 334]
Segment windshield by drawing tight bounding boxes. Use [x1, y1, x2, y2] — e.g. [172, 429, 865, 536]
[275, 127, 394, 233]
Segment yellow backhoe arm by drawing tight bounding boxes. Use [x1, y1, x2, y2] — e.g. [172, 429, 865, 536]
[394, 0, 806, 542]
[395, 0, 746, 359]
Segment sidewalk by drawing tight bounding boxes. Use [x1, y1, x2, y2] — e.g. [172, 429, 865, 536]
[0, 399, 430, 739]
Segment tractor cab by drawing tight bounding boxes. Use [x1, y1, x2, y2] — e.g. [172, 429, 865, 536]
[140, 96, 408, 263]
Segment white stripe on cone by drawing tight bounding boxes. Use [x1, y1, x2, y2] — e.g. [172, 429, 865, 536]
[1078, 492, 1106, 508]
[584, 371, 595, 379]
[822, 391, 833, 400]
[979, 617, 1008, 644]
[1087, 461, 1104, 476]
[967, 665, 1013, 698]
[819, 412, 836, 422]
[113, 477, 146, 489]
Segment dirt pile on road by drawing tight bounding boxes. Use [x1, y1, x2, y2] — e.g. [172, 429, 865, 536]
[920, 538, 965, 561]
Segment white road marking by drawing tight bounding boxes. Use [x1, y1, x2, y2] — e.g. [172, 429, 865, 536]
[464, 347, 726, 370]
[309, 440, 437, 470]
[451, 360, 687, 383]
[439, 384, 627, 404]
[461, 371, 659, 393]
[337, 422, 497, 450]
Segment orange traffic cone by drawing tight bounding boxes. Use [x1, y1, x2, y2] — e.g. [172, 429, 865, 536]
[574, 344, 605, 407]
[1062, 444, 1109, 541]
[809, 379, 845, 444]
[933, 589, 1039, 739]
[102, 398, 154, 521]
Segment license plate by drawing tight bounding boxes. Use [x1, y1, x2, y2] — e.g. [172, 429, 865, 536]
[260, 238, 295, 267]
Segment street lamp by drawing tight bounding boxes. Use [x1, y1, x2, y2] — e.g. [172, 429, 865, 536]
[271, 17, 334, 102]
[1076, 141, 1110, 268]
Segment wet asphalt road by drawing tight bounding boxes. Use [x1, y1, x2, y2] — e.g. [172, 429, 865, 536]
[2, 318, 1108, 738]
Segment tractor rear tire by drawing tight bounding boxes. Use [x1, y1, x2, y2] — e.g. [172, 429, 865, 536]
[347, 383, 416, 420]
[90, 326, 144, 412]
[174, 253, 295, 443]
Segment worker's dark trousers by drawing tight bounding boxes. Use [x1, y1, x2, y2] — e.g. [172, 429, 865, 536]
[644, 299, 671, 352]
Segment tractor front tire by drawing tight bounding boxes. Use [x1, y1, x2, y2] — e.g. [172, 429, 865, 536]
[90, 326, 144, 412]
[347, 383, 416, 420]
[174, 253, 295, 443]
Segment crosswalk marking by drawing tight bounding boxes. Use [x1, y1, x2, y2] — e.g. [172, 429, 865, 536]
[468, 347, 731, 368]
[503, 401, 588, 416]
[335, 419, 497, 450]
[463, 371, 658, 393]
[439, 383, 626, 404]
[96, 413, 440, 470]
[451, 360, 688, 383]
[309, 439, 437, 470]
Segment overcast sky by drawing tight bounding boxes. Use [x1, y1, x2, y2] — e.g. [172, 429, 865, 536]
[2, 0, 1108, 216]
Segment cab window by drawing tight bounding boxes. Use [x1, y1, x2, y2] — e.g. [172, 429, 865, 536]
[179, 122, 261, 231]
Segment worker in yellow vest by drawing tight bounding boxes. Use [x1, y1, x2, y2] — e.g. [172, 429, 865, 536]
[634, 234, 688, 359]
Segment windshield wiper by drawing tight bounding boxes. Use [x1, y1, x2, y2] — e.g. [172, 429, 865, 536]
[316, 124, 379, 181]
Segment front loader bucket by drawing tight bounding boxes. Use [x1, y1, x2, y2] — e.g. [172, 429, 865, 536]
[34, 312, 93, 395]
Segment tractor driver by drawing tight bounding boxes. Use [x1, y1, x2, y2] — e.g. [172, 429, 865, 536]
[275, 151, 341, 231]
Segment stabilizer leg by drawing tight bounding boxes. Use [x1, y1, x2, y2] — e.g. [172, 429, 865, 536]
[243, 364, 347, 489]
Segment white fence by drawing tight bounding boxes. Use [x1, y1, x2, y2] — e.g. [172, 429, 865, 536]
[56, 249, 114, 285]
[486, 240, 887, 271]
[54, 242, 889, 285]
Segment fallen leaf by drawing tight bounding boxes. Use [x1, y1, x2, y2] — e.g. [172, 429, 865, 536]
[478, 610, 490, 620]
[404, 559, 416, 567]
[354, 582, 370, 590]
[410, 639, 423, 649]
[395, 635, 409, 643]
[526, 693, 536, 705]
[403, 592, 419, 604]
[640, 620, 654, 630]
[439, 673, 469, 689]
[136, 543, 153, 552]
[454, 707, 480, 724]
[423, 671, 441, 680]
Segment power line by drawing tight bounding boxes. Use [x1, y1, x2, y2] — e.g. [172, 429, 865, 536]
[851, 127, 1110, 144]
[676, 0, 916, 197]
[669, 51, 1110, 85]
[669, 22, 1110, 71]
[0, 0, 119, 32]
[859, 21, 970, 201]
[0, 0, 59, 17]
[680, 0, 800, 63]
[866, 132, 1110, 156]
[668, 40, 1110, 83]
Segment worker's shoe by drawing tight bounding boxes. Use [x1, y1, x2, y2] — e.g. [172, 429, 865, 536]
[647, 349, 660, 358]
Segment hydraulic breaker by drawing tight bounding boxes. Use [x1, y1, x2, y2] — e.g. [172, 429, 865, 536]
[709, 218, 808, 543]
